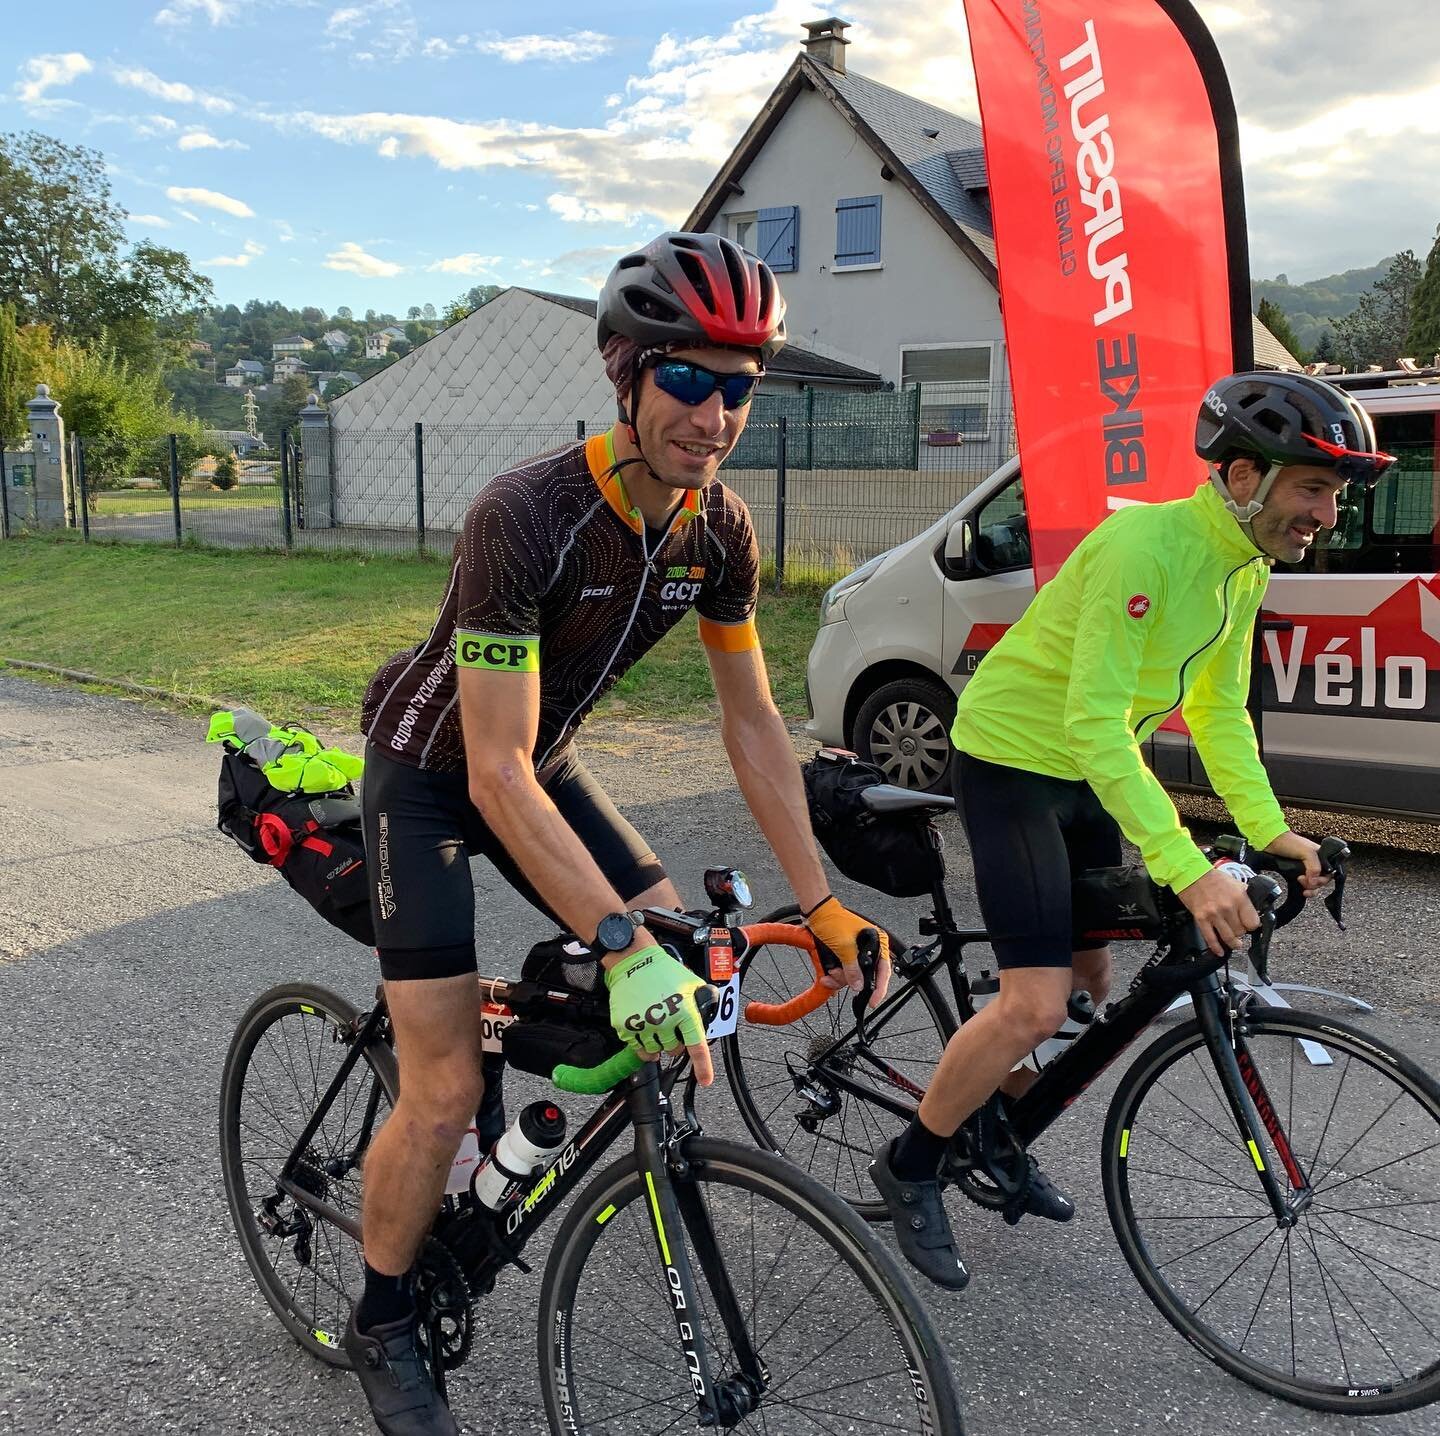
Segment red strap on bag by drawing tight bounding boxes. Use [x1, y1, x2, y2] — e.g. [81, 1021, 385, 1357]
[255, 812, 294, 866]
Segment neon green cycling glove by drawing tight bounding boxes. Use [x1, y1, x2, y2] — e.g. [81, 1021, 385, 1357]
[605, 945, 709, 1058]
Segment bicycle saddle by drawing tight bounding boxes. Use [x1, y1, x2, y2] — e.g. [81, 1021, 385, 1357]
[859, 784, 956, 817]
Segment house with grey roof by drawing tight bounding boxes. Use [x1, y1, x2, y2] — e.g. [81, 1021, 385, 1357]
[272, 335, 314, 358]
[321, 329, 350, 354]
[689, 17, 1296, 440]
[224, 359, 266, 387]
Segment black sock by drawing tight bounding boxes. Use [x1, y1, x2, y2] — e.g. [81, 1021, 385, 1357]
[356, 1259, 416, 1331]
[890, 1115, 950, 1181]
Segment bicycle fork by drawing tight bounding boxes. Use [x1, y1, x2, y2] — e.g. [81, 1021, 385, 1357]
[630, 1070, 767, 1428]
[1193, 976, 1314, 1222]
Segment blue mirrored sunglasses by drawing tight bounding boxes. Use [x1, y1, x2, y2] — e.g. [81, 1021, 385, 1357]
[650, 359, 762, 410]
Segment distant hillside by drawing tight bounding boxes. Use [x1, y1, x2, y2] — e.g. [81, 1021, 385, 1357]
[1252, 259, 1397, 352]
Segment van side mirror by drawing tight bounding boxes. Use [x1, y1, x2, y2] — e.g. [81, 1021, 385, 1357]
[940, 517, 976, 580]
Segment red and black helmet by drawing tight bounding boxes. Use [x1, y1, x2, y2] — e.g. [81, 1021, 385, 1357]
[597, 232, 787, 360]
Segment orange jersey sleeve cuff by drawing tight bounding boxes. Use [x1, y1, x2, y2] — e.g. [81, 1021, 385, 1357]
[699, 616, 759, 653]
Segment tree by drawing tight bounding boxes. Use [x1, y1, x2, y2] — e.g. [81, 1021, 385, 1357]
[80, 240, 213, 371]
[213, 450, 240, 490]
[1256, 297, 1308, 364]
[260, 374, 312, 446]
[336, 305, 353, 321]
[323, 376, 353, 402]
[1331, 251, 1423, 369]
[407, 305, 422, 321]
[443, 283, 503, 327]
[389, 338, 412, 359]
[0, 303, 22, 447]
[1312, 329, 1337, 364]
[0, 131, 125, 333]
[422, 302, 437, 322]
[1405, 223, 1440, 364]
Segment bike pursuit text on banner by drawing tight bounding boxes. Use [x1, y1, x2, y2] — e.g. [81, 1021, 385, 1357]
[961, 0, 1254, 583]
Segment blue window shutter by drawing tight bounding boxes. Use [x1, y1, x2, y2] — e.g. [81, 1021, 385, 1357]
[835, 195, 882, 265]
[756, 205, 798, 273]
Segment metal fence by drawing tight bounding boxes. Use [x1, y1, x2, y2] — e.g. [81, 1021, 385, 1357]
[1, 387, 1023, 577]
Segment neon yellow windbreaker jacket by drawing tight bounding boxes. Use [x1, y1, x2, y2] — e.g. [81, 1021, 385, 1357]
[951, 481, 1288, 893]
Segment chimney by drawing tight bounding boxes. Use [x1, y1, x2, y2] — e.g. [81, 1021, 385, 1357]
[802, 17, 850, 74]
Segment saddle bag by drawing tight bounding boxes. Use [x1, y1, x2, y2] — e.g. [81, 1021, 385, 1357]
[211, 710, 374, 946]
[802, 748, 946, 898]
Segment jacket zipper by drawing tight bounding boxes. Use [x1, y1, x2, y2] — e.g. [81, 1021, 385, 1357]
[1131, 557, 1261, 735]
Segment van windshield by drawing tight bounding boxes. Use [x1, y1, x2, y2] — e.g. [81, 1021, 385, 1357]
[1281, 410, 1438, 576]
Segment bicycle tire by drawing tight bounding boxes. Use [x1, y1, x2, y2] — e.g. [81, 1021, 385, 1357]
[1103, 1006, 1440, 1414]
[220, 982, 398, 1368]
[537, 1136, 965, 1435]
[723, 905, 953, 1220]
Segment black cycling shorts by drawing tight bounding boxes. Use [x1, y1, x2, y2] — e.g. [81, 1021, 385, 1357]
[362, 743, 667, 982]
[954, 753, 1123, 970]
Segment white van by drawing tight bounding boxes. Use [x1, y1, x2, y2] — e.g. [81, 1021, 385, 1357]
[803, 372, 1440, 822]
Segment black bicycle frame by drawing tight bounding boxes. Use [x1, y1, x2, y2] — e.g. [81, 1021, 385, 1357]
[268, 986, 759, 1425]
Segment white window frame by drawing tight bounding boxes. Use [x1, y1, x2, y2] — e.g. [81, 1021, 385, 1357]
[899, 340, 1002, 441]
[729, 211, 759, 254]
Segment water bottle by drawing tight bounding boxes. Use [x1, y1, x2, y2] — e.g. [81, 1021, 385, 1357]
[968, 963, 1000, 1014]
[442, 1052, 509, 1195]
[1023, 990, 1096, 1073]
[469, 1101, 568, 1211]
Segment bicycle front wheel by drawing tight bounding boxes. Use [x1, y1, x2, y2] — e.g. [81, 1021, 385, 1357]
[538, 1137, 964, 1435]
[220, 982, 398, 1367]
[724, 905, 953, 1219]
[1104, 1007, 1440, 1414]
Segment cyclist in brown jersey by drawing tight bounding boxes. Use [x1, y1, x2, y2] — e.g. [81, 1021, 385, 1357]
[345, 233, 891, 1435]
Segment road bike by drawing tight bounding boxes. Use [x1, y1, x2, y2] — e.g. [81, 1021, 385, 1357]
[723, 785, 1440, 1416]
[219, 869, 964, 1434]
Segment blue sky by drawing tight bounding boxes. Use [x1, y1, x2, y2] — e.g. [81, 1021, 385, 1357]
[8, 1, 1439, 314]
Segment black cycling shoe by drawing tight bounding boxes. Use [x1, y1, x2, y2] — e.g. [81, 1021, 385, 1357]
[870, 1138, 970, 1291]
[343, 1311, 459, 1436]
[1017, 1161, 1076, 1225]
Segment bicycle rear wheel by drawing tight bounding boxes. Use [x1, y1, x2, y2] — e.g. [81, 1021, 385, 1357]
[538, 1137, 964, 1435]
[1104, 1007, 1440, 1414]
[220, 982, 397, 1366]
[724, 905, 952, 1219]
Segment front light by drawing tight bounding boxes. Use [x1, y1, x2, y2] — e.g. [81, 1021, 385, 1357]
[819, 556, 883, 624]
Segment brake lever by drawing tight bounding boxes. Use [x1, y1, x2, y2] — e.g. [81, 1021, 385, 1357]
[1318, 836, 1350, 930]
[1245, 872, 1284, 985]
[851, 928, 880, 1043]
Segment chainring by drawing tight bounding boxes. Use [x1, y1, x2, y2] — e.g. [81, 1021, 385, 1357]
[415, 1235, 474, 1372]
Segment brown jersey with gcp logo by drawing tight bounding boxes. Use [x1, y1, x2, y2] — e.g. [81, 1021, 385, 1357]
[362, 432, 759, 774]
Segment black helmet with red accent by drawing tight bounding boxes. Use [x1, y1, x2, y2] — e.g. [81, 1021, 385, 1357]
[1196, 371, 1396, 499]
[597, 232, 787, 360]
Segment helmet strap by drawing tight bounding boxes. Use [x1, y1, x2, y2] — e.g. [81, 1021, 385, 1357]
[1210, 459, 1282, 527]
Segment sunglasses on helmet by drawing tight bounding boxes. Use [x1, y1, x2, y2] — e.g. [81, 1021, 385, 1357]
[650, 359, 762, 410]
[1302, 431, 1399, 488]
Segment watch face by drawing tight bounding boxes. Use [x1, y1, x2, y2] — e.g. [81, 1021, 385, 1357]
[596, 912, 635, 952]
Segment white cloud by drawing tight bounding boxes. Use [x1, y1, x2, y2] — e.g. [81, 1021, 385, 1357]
[325, 241, 403, 277]
[472, 31, 612, 64]
[178, 129, 248, 151]
[166, 185, 255, 218]
[155, 0, 229, 24]
[203, 240, 265, 267]
[427, 252, 503, 275]
[127, 212, 173, 228]
[14, 52, 92, 103]
[273, 218, 296, 243]
[325, 0, 419, 60]
[547, 193, 630, 225]
[175, 208, 201, 223]
[112, 65, 234, 114]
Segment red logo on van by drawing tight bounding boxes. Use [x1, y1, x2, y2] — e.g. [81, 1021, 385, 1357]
[1127, 594, 1151, 619]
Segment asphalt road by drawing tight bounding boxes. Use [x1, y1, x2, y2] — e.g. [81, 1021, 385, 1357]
[1, 672, 1437, 1436]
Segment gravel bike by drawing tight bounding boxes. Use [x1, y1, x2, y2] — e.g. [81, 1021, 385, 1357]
[723, 785, 1440, 1416]
[219, 870, 964, 1434]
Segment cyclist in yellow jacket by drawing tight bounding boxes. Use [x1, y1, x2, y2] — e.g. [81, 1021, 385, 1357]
[870, 371, 1397, 1290]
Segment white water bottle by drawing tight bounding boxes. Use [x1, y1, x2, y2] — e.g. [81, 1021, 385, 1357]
[1023, 991, 1096, 1073]
[468, 1101, 568, 1210]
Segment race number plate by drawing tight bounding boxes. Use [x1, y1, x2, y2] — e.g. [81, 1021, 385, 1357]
[705, 975, 742, 1040]
[480, 1000, 515, 1053]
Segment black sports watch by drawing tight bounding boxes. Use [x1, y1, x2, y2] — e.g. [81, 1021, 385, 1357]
[592, 911, 639, 955]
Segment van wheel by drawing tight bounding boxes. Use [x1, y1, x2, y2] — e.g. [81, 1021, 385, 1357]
[852, 678, 956, 793]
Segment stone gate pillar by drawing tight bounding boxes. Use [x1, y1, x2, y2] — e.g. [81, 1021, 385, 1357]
[298, 394, 334, 528]
[25, 384, 67, 528]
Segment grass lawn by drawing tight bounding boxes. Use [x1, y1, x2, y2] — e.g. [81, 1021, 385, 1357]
[0, 534, 830, 726]
[90, 484, 282, 515]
